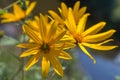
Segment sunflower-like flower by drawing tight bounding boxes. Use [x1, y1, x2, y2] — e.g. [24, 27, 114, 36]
[17, 14, 75, 78]
[63, 8, 117, 63]
[48, 1, 86, 25]
[0, 1, 36, 23]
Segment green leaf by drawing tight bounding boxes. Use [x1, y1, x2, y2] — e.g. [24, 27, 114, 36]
[0, 35, 19, 46]
[0, 9, 7, 15]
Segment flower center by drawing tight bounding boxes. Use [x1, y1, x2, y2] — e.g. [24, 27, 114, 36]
[74, 33, 83, 43]
[41, 43, 50, 53]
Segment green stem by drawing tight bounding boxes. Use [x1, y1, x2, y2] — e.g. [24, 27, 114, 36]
[3, 0, 20, 10]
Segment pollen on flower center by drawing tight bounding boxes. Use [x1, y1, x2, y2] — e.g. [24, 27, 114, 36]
[74, 33, 83, 43]
[40, 43, 50, 53]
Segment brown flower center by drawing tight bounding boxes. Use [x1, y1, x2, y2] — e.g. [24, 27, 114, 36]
[40, 43, 50, 53]
[74, 33, 83, 43]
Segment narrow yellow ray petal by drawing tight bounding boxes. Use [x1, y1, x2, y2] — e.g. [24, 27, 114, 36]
[48, 54, 63, 77]
[25, 53, 42, 70]
[39, 14, 47, 40]
[17, 43, 38, 48]
[51, 30, 66, 44]
[0, 13, 14, 18]
[78, 43, 96, 64]
[23, 25, 41, 44]
[78, 7, 87, 18]
[64, 20, 74, 34]
[83, 22, 106, 36]
[61, 2, 68, 18]
[73, 1, 80, 14]
[82, 43, 118, 50]
[56, 51, 72, 60]
[77, 13, 90, 34]
[1, 19, 16, 23]
[47, 21, 57, 41]
[73, 1, 80, 23]
[67, 8, 76, 32]
[13, 4, 24, 18]
[48, 10, 64, 24]
[20, 48, 39, 57]
[97, 39, 114, 45]
[83, 29, 116, 43]
[1, 13, 16, 23]
[26, 1, 36, 16]
[42, 56, 50, 78]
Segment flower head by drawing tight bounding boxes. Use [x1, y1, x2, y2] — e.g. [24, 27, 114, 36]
[17, 14, 75, 78]
[48, 1, 86, 25]
[0, 1, 36, 23]
[64, 8, 117, 63]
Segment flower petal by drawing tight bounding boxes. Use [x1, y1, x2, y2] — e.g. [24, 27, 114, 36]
[82, 42, 117, 50]
[0, 13, 16, 23]
[67, 8, 76, 33]
[97, 39, 114, 45]
[48, 10, 64, 24]
[42, 56, 50, 78]
[61, 2, 68, 18]
[83, 22, 106, 36]
[23, 25, 41, 44]
[78, 43, 96, 64]
[13, 4, 25, 18]
[47, 21, 57, 41]
[17, 43, 38, 48]
[25, 53, 42, 70]
[73, 1, 80, 14]
[56, 51, 72, 60]
[83, 29, 116, 43]
[20, 48, 39, 57]
[51, 30, 66, 44]
[48, 54, 63, 77]
[77, 13, 90, 34]
[26, 1, 36, 16]
[78, 6, 87, 18]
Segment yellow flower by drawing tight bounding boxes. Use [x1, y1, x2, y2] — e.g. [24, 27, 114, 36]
[64, 8, 117, 64]
[0, 1, 36, 23]
[17, 14, 75, 78]
[48, 1, 87, 25]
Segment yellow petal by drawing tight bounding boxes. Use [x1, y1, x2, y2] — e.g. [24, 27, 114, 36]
[83, 22, 106, 36]
[56, 51, 72, 60]
[0, 13, 16, 23]
[0, 13, 14, 18]
[13, 4, 25, 19]
[82, 42, 117, 50]
[77, 13, 90, 34]
[1, 19, 16, 23]
[26, 1, 36, 16]
[48, 10, 64, 24]
[83, 29, 116, 43]
[61, 2, 68, 18]
[47, 21, 57, 41]
[78, 43, 96, 64]
[39, 14, 47, 40]
[17, 43, 38, 48]
[48, 54, 63, 77]
[25, 53, 41, 70]
[20, 48, 39, 57]
[78, 6, 87, 18]
[73, 1, 80, 14]
[67, 8, 76, 33]
[23, 25, 41, 44]
[97, 39, 114, 45]
[51, 30, 66, 44]
[42, 56, 50, 78]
